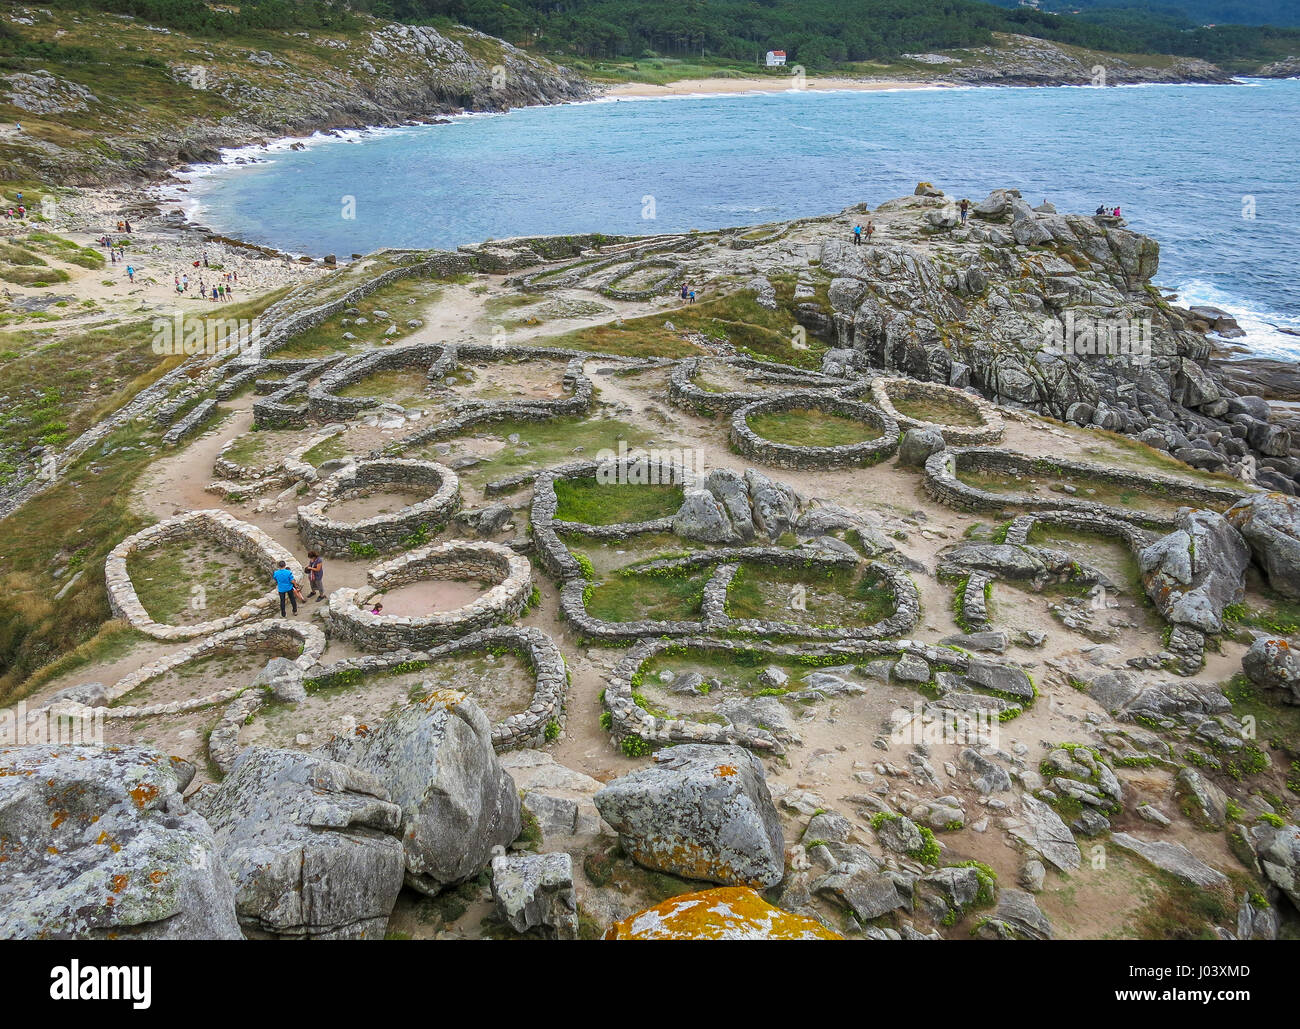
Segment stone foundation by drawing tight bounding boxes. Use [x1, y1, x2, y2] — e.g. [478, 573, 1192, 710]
[297, 458, 460, 556]
[106, 510, 304, 640]
[327, 540, 532, 650]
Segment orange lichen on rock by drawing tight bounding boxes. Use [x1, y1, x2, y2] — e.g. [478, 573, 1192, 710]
[128, 783, 159, 809]
[715, 765, 737, 778]
[604, 887, 842, 940]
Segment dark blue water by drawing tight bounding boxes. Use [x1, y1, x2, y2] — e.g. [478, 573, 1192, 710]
[185, 79, 1300, 355]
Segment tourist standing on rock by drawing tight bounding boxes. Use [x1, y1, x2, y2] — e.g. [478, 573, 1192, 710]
[959, 199, 969, 224]
[865, 220, 875, 240]
[305, 552, 324, 601]
[124, 219, 132, 233]
[273, 561, 298, 616]
[126, 265, 134, 283]
[853, 223, 862, 245]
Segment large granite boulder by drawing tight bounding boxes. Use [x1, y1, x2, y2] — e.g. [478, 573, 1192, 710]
[1225, 492, 1300, 598]
[321, 689, 521, 895]
[604, 886, 841, 939]
[490, 852, 578, 939]
[0, 744, 241, 940]
[1005, 794, 1080, 872]
[672, 469, 800, 544]
[594, 744, 784, 888]
[1139, 508, 1248, 634]
[202, 747, 405, 939]
[1242, 637, 1300, 703]
[898, 427, 946, 468]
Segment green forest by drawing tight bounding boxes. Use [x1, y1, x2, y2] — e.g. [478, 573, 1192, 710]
[17, 0, 1300, 68]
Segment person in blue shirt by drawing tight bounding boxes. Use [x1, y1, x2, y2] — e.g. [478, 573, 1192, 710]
[273, 561, 298, 616]
[853, 224, 862, 245]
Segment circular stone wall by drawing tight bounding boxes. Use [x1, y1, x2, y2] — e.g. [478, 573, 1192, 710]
[327, 540, 533, 650]
[297, 458, 460, 556]
[730, 394, 900, 469]
[871, 377, 1005, 445]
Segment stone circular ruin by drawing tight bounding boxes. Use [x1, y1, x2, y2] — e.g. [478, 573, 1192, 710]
[730, 393, 900, 469]
[871, 376, 1005, 445]
[106, 509, 304, 641]
[42, 619, 325, 723]
[327, 540, 533, 650]
[297, 458, 460, 556]
[923, 446, 1248, 527]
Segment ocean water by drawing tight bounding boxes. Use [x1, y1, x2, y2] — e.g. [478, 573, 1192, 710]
[181, 78, 1300, 357]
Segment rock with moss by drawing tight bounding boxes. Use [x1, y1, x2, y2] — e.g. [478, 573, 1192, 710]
[594, 744, 784, 889]
[1005, 794, 1081, 872]
[916, 863, 996, 925]
[320, 689, 521, 896]
[0, 743, 242, 940]
[813, 863, 908, 922]
[204, 747, 405, 939]
[1247, 821, 1300, 910]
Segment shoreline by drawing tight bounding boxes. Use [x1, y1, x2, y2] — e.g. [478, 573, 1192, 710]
[597, 76, 949, 98]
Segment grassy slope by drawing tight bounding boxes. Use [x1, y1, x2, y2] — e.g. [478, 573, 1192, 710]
[0, 10, 574, 183]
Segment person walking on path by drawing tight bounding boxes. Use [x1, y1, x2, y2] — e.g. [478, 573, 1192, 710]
[126, 265, 134, 283]
[865, 220, 875, 241]
[305, 552, 325, 601]
[853, 223, 862, 245]
[273, 561, 298, 616]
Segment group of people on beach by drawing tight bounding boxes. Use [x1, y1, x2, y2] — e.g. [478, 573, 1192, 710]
[173, 265, 239, 300]
[272, 553, 326, 616]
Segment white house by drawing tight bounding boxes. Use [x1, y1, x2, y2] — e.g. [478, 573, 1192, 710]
[765, 50, 786, 67]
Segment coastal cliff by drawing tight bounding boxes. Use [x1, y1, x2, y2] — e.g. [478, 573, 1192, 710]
[0, 9, 591, 185]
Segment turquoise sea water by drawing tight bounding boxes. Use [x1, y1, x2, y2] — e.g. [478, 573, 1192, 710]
[183, 78, 1300, 355]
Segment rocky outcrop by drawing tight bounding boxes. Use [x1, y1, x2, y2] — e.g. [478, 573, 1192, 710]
[673, 468, 800, 544]
[2, 13, 592, 185]
[594, 744, 785, 888]
[199, 747, 406, 939]
[1225, 492, 1300, 598]
[320, 690, 521, 895]
[0, 744, 241, 940]
[1139, 508, 1248, 635]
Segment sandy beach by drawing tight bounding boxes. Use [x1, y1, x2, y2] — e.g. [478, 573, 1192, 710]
[601, 76, 945, 98]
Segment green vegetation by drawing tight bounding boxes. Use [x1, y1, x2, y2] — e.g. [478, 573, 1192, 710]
[745, 408, 881, 448]
[586, 570, 706, 623]
[125, 539, 266, 625]
[348, 0, 1300, 70]
[543, 287, 828, 367]
[890, 392, 982, 427]
[553, 478, 682, 525]
[725, 562, 896, 627]
[959, 464, 1188, 519]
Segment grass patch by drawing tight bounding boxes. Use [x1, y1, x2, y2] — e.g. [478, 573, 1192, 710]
[125, 539, 267, 625]
[745, 408, 880, 447]
[552, 478, 682, 526]
[890, 392, 982, 427]
[725, 563, 896, 627]
[586, 571, 706, 623]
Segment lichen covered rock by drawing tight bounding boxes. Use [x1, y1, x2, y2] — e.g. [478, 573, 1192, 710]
[594, 744, 785, 888]
[604, 887, 841, 939]
[0, 743, 241, 940]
